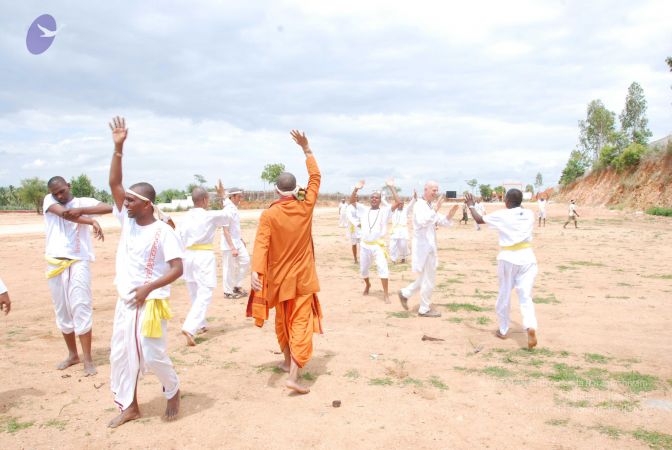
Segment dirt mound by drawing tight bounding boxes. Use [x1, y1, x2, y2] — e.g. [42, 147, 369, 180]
[558, 150, 672, 209]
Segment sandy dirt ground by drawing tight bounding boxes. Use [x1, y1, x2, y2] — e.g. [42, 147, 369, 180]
[0, 202, 671, 449]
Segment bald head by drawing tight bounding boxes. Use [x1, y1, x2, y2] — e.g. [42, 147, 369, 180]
[191, 186, 209, 207]
[276, 172, 296, 192]
[423, 181, 439, 202]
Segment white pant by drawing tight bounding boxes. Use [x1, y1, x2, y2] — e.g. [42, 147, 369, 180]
[47, 260, 92, 335]
[496, 260, 538, 335]
[360, 244, 389, 279]
[401, 252, 436, 314]
[389, 237, 409, 262]
[222, 245, 250, 294]
[109, 299, 179, 411]
[182, 281, 212, 335]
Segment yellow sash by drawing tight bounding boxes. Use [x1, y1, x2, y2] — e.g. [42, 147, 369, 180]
[364, 239, 390, 259]
[45, 257, 79, 279]
[500, 242, 532, 251]
[141, 298, 173, 338]
[187, 243, 214, 251]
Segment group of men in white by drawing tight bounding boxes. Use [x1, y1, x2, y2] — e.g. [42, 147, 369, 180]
[338, 180, 540, 348]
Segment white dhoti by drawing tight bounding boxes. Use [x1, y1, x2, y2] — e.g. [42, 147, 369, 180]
[389, 238, 409, 262]
[110, 298, 179, 411]
[346, 223, 360, 245]
[182, 250, 216, 335]
[400, 252, 437, 314]
[360, 242, 389, 279]
[495, 260, 538, 335]
[47, 260, 93, 335]
[222, 244, 250, 294]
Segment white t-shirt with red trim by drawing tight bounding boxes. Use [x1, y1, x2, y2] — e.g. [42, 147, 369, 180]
[113, 205, 184, 300]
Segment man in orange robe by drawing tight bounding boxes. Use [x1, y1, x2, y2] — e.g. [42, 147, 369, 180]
[247, 130, 322, 394]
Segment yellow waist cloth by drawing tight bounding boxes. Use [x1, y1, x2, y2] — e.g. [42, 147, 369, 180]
[364, 239, 390, 259]
[141, 299, 173, 338]
[187, 243, 214, 251]
[45, 257, 79, 279]
[500, 242, 532, 251]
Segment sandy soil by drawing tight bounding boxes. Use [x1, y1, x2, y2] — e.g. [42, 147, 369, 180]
[1, 202, 671, 449]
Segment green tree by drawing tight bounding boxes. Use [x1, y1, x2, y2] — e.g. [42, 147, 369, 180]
[157, 189, 186, 204]
[17, 177, 48, 214]
[534, 172, 543, 192]
[465, 178, 478, 194]
[597, 144, 619, 168]
[70, 174, 96, 198]
[194, 174, 207, 185]
[479, 184, 493, 200]
[261, 163, 286, 188]
[667, 56, 672, 70]
[578, 99, 616, 162]
[525, 184, 534, 194]
[613, 143, 647, 172]
[559, 149, 590, 186]
[95, 189, 113, 204]
[619, 82, 652, 145]
[493, 186, 505, 199]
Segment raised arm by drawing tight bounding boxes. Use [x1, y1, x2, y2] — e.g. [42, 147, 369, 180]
[385, 178, 401, 210]
[290, 130, 321, 207]
[350, 180, 365, 205]
[108, 116, 129, 211]
[465, 193, 485, 224]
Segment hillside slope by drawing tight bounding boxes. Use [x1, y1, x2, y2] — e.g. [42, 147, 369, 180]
[558, 149, 672, 209]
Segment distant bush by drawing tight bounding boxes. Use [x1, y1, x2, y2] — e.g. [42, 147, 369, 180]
[646, 207, 672, 217]
[613, 143, 647, 172]
[597, 145, 619, 168]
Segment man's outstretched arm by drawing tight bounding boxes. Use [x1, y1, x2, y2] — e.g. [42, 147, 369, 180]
[109, 116, 129, 211]
[62, 203, 114, 221]
[465, 193, 485, 224]
[291, 130, 321, 206]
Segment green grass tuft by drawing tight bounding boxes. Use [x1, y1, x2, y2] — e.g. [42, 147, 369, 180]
[5, 418, 34, 433]
[369, 377, 394, 386]
[546, 418, 569, 426]
[613, 371, 658, 394]
[435, 302, 489, 312]
[535, 294, 561, 304]
[43, 419, 67, 431]
[475, 316, 491, 325]
[481, 366, 514, 378]
[645, 206, 672, 217]
[632, 429, 672, 449]
[402, 378, 424, 387]
[591, 424, 623, 439]
[387, 311, 412, 319]
[584, 353, 611, 364]
[427, 376, 448, 390]
[569, 260, 605, 267]
[344, 369, 360, 379]
[301, 372, 317, 381]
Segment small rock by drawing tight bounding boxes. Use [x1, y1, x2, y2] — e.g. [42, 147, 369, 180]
[332, 400, 341, 408]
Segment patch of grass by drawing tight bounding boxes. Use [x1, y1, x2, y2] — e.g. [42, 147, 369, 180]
[229, 347, 239, 353]
[387, 311, 412, 319]
[527, 358, 544, 367]
[535, 294, 560, 304]
[559, 351, 570, 358]
[344, 369, 360, 379]
[605, 295, 630, 299]
[194, 336, 208, 344]
[591, 424, 623, 439]
[616, 282, 634, 287]
[467, 289, 496, 300]
[642, 273, 672, 280]
[42, 419, 67, 431]
[402, 377, 424, 387]
[632, 429, 672, 449]
[569, 260, 605, 267]
[256, 365, 284, 374]
[613, 371, 658, 394]
[526, 370, 545, 378]
[546, 418, 570, 426]
[427, 376, 448, 390]
[437, 278, 463, 288]
[645, 206, 672, 217]
[369, 377, 394, 386]
[5, 418, 34, 433]
[584, 353, 611, 364]
[502, 354, 518, 365]
[481, 366, 514, 378]
[447, 317, 463, 323]
[557, 265, 577, 272]
[436, 302, 489, 312]
[547, 363, 587, 390]
[475, 316, 491, 325]
[566, 400, 591, 408]
[301, 372, 317, 381]
[595, 400, 639, 412]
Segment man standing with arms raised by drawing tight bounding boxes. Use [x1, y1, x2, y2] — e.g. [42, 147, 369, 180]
[398, 182, 458, 317]
[248, 130, 322, 395]
[107, 116, 184, 427]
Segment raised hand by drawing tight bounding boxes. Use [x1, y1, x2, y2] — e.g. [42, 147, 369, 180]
[435, 195, 445, 212]
[464, 192, 475, 207]
[109, 116, 128, 147]
[447, 204, 459, 219]
[290, 130, 310, 152]
[355, 180, 365, 190]
[385, 178, 395, 187]
[92, 220, 104, 241]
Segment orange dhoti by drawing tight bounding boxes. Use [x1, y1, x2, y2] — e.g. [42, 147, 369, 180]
[275, 293, 323, 368]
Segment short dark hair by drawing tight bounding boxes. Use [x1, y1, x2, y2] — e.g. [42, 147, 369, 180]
[47, 176, 67, 187]
[505, 188, 523, 207]
[129, 182, 156, 203]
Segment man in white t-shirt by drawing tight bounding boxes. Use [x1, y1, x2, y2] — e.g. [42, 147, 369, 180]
[106, 116, 184, 428]
[465, 190, 539, 349]
[389, 190, 417, 263]
[398, 182, 459, 317]
[220, 187, 250, 299]
[350, 180, 400, 303]
[43, 176, 112, 376]
[537, 196, 547, 227]
[563, 200, 580, 229]
[0, 277, 11, 315]
[178, 183, 231, 345]
[345, 193, 362, 264]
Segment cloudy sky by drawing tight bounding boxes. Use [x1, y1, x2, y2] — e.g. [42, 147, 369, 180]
[1, 0, 670, 196]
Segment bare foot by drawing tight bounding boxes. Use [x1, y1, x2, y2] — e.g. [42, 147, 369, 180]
[383, 295, 390, 304]
[57, 354, 80, 370]
[108, 406, 141, 428]
[182, 330, 196, 347]
[83, 359, 97, 376]
[363, 281, 371, 296]
[277, 361, 290, 373]
[164, 390, 180, 421]
[527, 328, 538, 349]
[286, 379, 310, 394]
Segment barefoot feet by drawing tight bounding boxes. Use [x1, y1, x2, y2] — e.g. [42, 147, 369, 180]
[57, 354, 80, 370]
[182, 330, 196, 347]
[82, 357, 97, 376]
[277, 360, 290, 373]
[527, 328, 538, 349]
[164, 390, 180, 421]
[286, 379, 310, 395]
[108, 406, 141, 428]
[363, 280, 371, 296]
